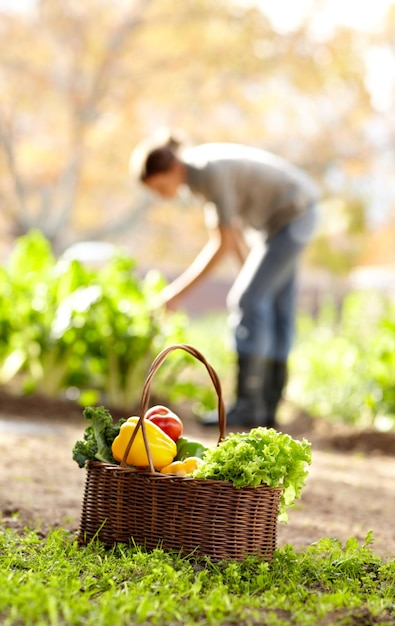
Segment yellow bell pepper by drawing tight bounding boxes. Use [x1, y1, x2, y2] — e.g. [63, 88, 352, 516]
[111, 416, 176, 470]
[160, 456, 203, 476]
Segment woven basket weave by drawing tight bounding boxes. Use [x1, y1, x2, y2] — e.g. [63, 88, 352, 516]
[78, 344, 282, 561]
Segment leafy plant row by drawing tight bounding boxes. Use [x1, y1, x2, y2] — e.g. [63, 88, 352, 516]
[288, 291, 395, 429]
[0, 527, 394, 626]
[1, 231, 394, 428]
[0, 231, 198, 408]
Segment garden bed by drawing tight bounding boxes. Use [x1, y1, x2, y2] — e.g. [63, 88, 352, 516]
[1, 389, 395, 559]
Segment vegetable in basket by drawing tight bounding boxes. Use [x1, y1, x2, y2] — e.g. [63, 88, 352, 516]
[111, 416, 177, 470]
[192, 427, 312, 522]
[160, 456, 203, 476]
[72, 406, 125, 467]
[175, 436, 208, 461]
[144, 405, 183, 442]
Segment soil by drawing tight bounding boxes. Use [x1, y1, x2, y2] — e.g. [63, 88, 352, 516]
[1, 388, 395, 560]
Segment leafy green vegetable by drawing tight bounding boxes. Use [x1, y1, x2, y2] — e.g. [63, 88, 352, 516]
[72, 406, 125, 467]
[289, 292, 395, 428]
[0, 231, 197, 408]
[193, 427, 312, 521]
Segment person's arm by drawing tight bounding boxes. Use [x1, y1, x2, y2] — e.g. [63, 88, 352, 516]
[158, 224, 246, 309]
[231, 223, 250, 266]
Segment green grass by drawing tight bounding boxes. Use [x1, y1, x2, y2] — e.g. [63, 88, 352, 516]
[1, 528, 394, 625]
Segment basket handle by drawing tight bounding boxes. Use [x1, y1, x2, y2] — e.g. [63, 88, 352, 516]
[120, 343, 226, 470]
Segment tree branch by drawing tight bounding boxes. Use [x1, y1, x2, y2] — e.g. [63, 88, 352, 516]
[0, 121, 28, 223]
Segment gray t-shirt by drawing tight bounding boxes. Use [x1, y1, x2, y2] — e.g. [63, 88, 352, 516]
[182, 143, 319, 237]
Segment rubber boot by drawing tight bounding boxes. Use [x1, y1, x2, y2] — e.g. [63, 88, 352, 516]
[262, 360, 288, 428]
[200, 354, 267, 427]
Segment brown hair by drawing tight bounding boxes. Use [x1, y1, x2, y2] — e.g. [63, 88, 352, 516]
[130, 135, 182, 182]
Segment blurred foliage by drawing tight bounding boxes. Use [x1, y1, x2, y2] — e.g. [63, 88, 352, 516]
[0, 231, 210, 408]
[288, 292, 395, 429]
[1, 230, 394, 430]
[306, 233, 363, 275]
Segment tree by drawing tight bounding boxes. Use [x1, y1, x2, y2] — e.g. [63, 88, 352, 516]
[0, 0, 394, 268]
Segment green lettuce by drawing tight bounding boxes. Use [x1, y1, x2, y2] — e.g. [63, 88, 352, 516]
[193, 427, 312, 521]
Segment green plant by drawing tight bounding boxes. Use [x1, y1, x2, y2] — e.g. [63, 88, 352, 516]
[288, 291, 395, 429]
[72, 406, 126, 467]
[0, 231, 202, 408]
[0, 527, 393, 625]
[181, 312, 236, 412]
[194, 427, 312, 521]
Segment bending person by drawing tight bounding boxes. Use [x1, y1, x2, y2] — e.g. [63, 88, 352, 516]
[131, 136, 319, 428]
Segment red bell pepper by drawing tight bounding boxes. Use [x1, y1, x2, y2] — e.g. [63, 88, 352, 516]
[144, 405, 183, 442]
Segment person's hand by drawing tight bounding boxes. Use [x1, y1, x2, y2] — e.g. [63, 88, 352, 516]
[160, 287, 183, 311]
[150, 287, 181, 312]
[162, 294, 182, 311]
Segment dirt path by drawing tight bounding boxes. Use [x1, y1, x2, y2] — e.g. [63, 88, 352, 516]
[1, 391, 394, 559]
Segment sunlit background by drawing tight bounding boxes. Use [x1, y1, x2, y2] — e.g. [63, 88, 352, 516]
[0, 0, 394, 283]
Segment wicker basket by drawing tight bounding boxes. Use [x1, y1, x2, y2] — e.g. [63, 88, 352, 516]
[78, 344, 282, 561]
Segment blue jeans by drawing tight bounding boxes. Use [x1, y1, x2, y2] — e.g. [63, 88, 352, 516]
[227, 204, 318, 361]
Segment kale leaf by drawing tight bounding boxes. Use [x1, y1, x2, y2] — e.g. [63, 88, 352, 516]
[72, 406, 125, 467]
